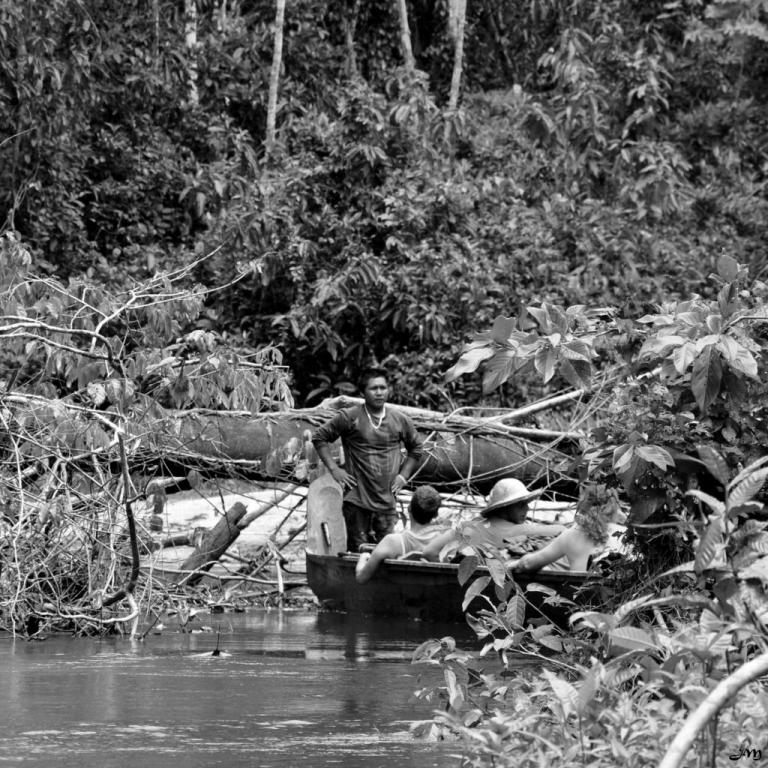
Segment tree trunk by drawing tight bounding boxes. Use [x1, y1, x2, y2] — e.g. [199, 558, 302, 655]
[184, 0, 199, 106]
[447, 0, 467, 110]
[343, 0, 361, 79]
[153, 401, 577, 494]
[395, 0, 415, 71]
[179, 501, 248, 584]
[265, 0, 286, 158]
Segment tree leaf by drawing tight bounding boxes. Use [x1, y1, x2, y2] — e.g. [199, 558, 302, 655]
[696, 444, 729, 485]
[490, 316, 517, 344]
[487, 557, 508, 588]
[462, 575, 491, 611]
[738, 556, 768, 585]
[690, 345, 723, 411]
[635, 444, 674, 470]
[505, 593, 526, 629]
[542, 668, 578, 718]
[608, 626, 657, 652]
[457, 555, 479, 586]
[527, 305, 554, 334]
[481, 350, 515, 393]
[729, 468, 768, 509]
[716, 254, 739, 281]
[534, 345, 556, 383]
[672, 341, 697, 374]
[716, 335, 758, 378]
[445, 343, 495, 382]
[694, 516, 724, 574]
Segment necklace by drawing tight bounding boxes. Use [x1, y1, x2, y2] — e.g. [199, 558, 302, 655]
[364, 405, 386, 429]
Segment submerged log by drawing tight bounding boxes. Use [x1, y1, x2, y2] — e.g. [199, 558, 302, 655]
[179, 502, 248, 586]
[152, 398, 579, 494]
[176, 486, 299, 585]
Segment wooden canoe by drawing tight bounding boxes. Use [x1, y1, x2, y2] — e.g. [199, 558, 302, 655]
[303, 472, 601, 624]
[305, 550, 598, 624]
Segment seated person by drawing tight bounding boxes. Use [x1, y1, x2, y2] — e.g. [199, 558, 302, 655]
[355, 485, 446, 584]
[513, 483, 625, 572]
[421, 477, 564, 562]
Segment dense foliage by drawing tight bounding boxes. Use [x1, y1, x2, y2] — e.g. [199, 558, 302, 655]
[2, 0, 767, 407]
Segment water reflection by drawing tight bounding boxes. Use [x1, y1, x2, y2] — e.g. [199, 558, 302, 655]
[0, 610, 478, 768]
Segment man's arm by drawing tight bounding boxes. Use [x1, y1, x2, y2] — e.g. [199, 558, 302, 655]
[392, 414, 424, 493]
[513, 532, 569, 571]
[312, 414, 357, 490]
[355, 534, 401, 583]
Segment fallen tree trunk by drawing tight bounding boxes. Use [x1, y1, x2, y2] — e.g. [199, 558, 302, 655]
[151, 398, 579, 494]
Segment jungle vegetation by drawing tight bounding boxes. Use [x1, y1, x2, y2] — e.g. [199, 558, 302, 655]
[2, 1, 768, 766]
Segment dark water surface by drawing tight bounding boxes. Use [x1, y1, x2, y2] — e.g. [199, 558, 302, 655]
[0, 610, 479, 768]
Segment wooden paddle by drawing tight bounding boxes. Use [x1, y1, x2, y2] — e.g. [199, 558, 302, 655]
[305, 471, 347, 555]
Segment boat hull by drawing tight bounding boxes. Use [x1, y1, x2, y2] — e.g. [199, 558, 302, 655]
[306, 551, 596, 624]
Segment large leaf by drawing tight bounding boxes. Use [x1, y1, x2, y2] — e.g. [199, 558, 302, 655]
[690, 345, 723, 411]
[608, 626, 657, 653]
[527, 305, 554, 334]
[490, 316, 517, 344]
[738, 556, 768, 586]
[457, 555, 479, 586]
[558, 357, 592, 388]
[686, 489, 725, 515]
[444, 343, 495, 382]
[728, 468, 768, 509]
[481, 350, 516, 393]
[635, 445, 674, 470]
[696, 445, 729, 486]
[487, 557, 508, 588]
[694, 516, 724, 574]
[505, 594, 526, 629]
[462, 575, 491, 611]
[716, 254, 739, 281]
[542, 668, 578, 718]
[716, 335, 758, 378]
[672, 341, 697, 374]
[534, 345, 556, 383]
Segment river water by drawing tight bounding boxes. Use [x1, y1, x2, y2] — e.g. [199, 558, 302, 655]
[0, 610, 480, 768]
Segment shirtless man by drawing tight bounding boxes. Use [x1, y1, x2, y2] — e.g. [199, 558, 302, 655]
[312, 367, 423, 552]
[355, 485, 446, 584]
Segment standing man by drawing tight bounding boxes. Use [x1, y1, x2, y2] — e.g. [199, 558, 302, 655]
[311, 367, 424, 552]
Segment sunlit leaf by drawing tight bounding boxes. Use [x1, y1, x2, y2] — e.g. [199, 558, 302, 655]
[577, 664, 601, 715]
[729, 468, 768, 508]
[694, 516, 724, 574]
[462, 576, 491, 611]
[487, 557, 508, 588]
[635, 444, 674, 470]
[738, 555, 768, 585]
[542, 668, 578, 718]
[505, 594, 526, 629]
[444, 344, 495, 382]
[527, 305, 553, 334]
[608, 626, 657, 652]
[672, 341, 697, 374]
[716, 335, 758, 378]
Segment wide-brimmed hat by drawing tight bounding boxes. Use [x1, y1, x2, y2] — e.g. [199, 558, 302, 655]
[481, 478, 542, 517]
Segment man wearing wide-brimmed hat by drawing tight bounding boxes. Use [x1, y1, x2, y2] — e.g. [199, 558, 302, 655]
[422, 478, 564, 561]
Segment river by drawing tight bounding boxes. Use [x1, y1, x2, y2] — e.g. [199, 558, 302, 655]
[0, 609, 480, 768]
